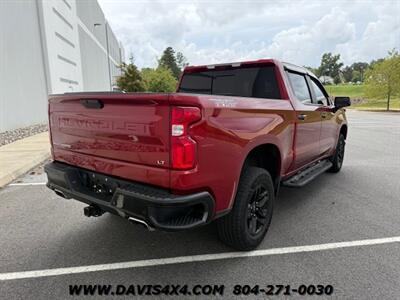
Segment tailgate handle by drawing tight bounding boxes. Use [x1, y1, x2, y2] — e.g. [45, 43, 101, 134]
[80, 99, 104, 109]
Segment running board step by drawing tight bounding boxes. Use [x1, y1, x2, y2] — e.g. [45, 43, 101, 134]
[282, 160, 333, 187]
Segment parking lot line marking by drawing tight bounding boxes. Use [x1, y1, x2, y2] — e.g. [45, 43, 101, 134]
[8, 182, 46, 186]
[0, 236, 399, 281]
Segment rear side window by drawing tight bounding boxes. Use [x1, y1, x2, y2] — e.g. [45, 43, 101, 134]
[287, 72, 312, 104]
[178, 66, 281, 99]
[309, 78, 329, 106]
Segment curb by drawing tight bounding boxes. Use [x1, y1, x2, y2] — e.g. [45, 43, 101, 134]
[348, 108, 400, 112]
[0, 152, 50, 188]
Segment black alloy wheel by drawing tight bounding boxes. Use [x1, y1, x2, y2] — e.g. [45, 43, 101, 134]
[247, 186, 270, 237]
[329, 133, 346, 173]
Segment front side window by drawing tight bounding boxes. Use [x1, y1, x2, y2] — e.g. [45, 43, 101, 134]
[287, 72, 312, 104]
[178, 66, 281, 99]
[309, 78, 329, 106]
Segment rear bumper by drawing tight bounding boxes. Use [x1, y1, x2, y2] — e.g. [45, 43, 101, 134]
[44, 161, 215, 231]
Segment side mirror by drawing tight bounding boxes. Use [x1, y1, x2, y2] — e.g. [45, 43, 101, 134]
[334, 96, 351, 110]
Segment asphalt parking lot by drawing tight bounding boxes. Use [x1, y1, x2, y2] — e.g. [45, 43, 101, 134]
[1, 110, 399, 299]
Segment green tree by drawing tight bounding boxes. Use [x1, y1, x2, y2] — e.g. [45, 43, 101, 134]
[141, 67, 177, 92]
[351, 62, 369, 82]
[369, 58, 384, 68]
[303, 66, 319, 75]
[351, 70, 361, 83]
[342, 66, 353, 83]
[176, 51, 188, 70]
[158, 47, 181, 80]
[365, 50, 400, 111]
[116, 58, 145, 92]
[317, 53, 343, 84]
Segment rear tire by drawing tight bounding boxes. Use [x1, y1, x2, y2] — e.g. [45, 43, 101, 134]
[217, 167, 274, 251]
[328, 133, 346, 173]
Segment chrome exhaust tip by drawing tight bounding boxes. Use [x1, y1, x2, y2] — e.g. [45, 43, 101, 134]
[128, 217, 155, 231]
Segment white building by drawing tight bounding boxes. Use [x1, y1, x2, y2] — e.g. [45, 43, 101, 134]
[0, 0, 125, 132]
[318, 75, 334, 85]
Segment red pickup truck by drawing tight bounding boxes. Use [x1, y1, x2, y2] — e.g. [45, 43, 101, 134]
[45, 59, 350, 250]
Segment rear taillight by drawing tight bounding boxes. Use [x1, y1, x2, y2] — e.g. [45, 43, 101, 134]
[171, 106, 201, 170]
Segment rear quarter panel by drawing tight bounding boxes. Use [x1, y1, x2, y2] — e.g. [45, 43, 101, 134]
[169, 93, 296, 212]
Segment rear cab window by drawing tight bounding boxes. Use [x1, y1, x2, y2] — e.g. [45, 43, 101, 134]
[178, 66, 282, 99]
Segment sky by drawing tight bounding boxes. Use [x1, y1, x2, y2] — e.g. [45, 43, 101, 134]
[98, 0, 400, 68]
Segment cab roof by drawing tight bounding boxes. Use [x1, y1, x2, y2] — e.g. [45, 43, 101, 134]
[184, 58, 319, 80]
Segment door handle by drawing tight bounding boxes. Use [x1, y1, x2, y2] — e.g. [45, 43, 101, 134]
[297, 114, 307, 121]
[321, 112, 328, 118]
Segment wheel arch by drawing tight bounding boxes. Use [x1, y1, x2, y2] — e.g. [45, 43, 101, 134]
[241, 143, 282, 192]
[340, 124, 348, 139]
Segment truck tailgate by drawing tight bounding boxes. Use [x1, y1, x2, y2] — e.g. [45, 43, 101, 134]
[49, 93, 171, 187]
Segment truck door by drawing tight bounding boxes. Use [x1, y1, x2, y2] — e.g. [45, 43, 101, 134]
[307, 76, 337, 156]
[286, 71, 322, 171]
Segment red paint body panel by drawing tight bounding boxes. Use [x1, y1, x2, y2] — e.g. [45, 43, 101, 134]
[48, 59, 347, 216]
[49, 93, 171, 188]
[168, 93, 296, 211]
